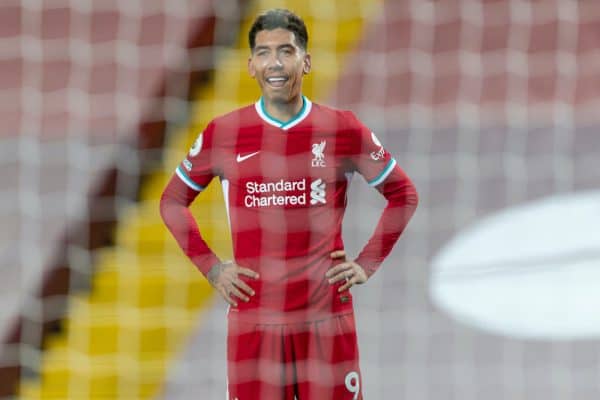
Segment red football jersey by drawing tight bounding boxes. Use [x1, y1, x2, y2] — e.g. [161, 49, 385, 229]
[162, 97, 418, 323]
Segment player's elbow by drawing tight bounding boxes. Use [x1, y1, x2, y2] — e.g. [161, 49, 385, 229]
[386, 179, 419, 210]
[159, 183, 186, 226]
[407, 183, 419, 208]
[160, 175, 196, 223]
[159, 189, 175, 225]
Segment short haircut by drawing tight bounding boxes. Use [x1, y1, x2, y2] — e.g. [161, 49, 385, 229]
[248, 9, 308, 51]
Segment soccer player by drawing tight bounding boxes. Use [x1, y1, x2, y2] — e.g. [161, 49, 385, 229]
[160, 8, 418, 399]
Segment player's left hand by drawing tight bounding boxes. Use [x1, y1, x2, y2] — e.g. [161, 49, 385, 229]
[326, 250, 368, 292]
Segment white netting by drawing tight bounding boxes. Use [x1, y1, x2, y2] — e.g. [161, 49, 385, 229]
[0, 0, 245, 397]
[163, 1, 600, 399]
[3, 0, 600, 399]
[328, 2, 600, 399]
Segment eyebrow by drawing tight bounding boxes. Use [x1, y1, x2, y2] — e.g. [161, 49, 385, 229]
[253, 43, 296, 52]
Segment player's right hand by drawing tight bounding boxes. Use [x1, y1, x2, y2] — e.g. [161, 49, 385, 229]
[206, 260, 259, 307]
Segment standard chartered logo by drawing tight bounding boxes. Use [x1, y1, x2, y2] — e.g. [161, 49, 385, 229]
[243, 178, 326, 208]
[310, 178, 326, 205]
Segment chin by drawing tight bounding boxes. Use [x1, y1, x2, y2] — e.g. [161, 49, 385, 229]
[264, 92, 291, 104]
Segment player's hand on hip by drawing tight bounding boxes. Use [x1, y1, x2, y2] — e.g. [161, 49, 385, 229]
[326, 250, 368, 292]
[206, 260, 259, 307]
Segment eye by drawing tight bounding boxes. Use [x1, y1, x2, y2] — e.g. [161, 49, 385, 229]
[280, 47, 294, 56]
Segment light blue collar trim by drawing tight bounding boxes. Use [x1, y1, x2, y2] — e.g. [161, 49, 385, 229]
[254, 96, 312, 130]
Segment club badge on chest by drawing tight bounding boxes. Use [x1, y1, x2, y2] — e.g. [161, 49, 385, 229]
[311, 140, 326, 167]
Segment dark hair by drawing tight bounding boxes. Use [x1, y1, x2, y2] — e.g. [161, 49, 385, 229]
[248, 9, 308, 51]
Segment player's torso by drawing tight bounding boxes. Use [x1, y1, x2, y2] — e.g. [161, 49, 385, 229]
[221, 119, 352, 257]
[214, 104, 356, 320]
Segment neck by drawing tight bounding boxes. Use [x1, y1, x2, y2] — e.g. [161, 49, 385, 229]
[262, 95, 304, 123]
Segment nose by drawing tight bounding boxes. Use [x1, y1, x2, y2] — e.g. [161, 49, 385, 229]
[267, 54, 283, 69]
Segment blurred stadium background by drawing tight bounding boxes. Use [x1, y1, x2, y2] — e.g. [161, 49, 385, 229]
[1, 0, 600, 398]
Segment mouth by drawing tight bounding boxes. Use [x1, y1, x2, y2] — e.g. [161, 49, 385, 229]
[265, 76, 289, 88]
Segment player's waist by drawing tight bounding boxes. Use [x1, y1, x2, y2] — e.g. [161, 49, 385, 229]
[228, 291, 354, 324]
[229, 253, 351, 321]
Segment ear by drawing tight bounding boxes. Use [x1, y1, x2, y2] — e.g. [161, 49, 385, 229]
[248, 56, 256, 78]
[303, 53, 312, 75]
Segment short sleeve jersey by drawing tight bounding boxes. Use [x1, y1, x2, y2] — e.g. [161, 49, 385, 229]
[176, 97, 398, 323]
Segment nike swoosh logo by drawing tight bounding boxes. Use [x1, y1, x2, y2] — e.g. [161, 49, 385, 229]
[236, 151, 260, 162]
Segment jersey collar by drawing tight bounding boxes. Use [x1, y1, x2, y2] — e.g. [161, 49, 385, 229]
[254, 96, 312, 130]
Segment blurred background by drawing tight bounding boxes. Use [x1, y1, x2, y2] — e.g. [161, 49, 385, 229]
[1, 0, 600, 398]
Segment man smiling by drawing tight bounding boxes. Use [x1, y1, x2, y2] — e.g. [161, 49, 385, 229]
[248, 19, 310, 120]
[160, 8, 418, 399]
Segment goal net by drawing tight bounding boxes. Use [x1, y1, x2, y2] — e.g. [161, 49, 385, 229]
[3, 0, 600, 399]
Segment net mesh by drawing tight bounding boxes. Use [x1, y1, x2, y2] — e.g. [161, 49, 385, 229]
[2, 0, 600, 399]
[1, 0, 246, 397]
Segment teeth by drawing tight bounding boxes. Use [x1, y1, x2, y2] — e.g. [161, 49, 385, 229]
[267, 77, 287, 82]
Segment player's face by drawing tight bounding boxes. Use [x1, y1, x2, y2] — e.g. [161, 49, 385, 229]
[248, 28, 311, 105]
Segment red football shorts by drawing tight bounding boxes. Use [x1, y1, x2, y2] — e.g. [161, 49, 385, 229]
[226, 312, 363, 400]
